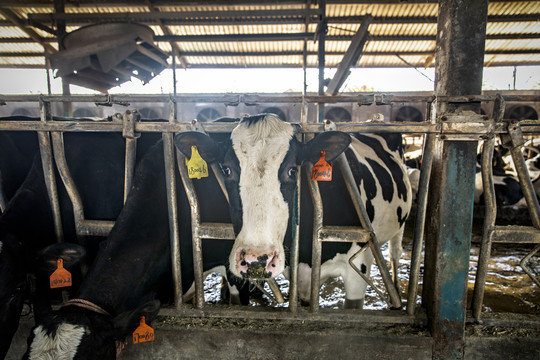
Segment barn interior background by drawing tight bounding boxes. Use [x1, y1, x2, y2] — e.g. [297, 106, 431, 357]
[1, 1, 539, 359]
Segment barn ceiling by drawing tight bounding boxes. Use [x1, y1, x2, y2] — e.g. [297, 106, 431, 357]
[0, 0, 538, 71]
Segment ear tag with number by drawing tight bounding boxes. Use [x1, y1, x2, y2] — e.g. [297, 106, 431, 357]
[311, 150, 332, 181]
[133, 316, 155, 344]
[50, 259, 72, 289]
[185, 145, 208, 179]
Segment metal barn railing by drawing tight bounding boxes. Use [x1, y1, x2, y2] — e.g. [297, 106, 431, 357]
[0, 93, 539, 323]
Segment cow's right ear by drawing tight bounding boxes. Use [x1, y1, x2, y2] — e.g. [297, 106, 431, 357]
[302, 131, 351, 164]
[174, 132, 219, 163]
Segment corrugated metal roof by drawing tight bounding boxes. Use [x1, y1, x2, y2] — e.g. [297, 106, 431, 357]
[0, 0, 537, 72]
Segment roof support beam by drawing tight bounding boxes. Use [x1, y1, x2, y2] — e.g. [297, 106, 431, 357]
[326, 15, 371, 95]
[145, 0, 186, 68]
[0, 8, 56, 54]
[2, 33, 539, 44]
[5, 49, 540, 58]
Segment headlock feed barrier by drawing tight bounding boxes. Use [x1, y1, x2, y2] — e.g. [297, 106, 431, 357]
[1, 93, 539, 359]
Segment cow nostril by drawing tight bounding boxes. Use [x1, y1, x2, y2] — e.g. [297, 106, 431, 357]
[240, 260, 247, 266]
[271, 264, 275, 267]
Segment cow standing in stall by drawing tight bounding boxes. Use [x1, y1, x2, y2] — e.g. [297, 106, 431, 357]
[0, 127, 163, 360]
[176, 114, 412, 309]
[24, 136, 249, 360]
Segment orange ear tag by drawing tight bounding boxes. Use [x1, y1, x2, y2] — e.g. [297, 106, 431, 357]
[311, 150, 333, 181]
[50, 259, 72, 289]
[132, 316, 155, 344]
[185, 145, 209, 179]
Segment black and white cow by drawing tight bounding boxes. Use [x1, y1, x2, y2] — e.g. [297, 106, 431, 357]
[24, 137, 249, 359]
[474, 145, 524, 207]
[0, 125, 161, 359]
[175, 114, 412, 309]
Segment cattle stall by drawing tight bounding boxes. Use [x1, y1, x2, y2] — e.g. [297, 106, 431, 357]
[1, 90, 539, 360]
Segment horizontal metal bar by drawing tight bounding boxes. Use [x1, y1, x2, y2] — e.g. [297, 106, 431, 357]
[491, 226, 540, 244]
[27, 11, 537, 26]
[318, 226, 373, 243]
[3, 119, 540, 136]
[1, 93, 538, 105]
[159, 305, 428, 326]
[77, 219, 115, 237]
[197, 223, 235, 240]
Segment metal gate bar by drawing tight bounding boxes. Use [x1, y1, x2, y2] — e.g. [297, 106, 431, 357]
[37, 99, 63, 242]
[471, 96, 502, 319]
[406, 101, 436, 315]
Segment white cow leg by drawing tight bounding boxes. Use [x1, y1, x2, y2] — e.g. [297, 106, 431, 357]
[342, 246, 374, 309]
[388, 230, 404, 294]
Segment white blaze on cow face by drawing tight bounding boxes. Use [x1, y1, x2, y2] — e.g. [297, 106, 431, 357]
[29, 323, 86, 360]
[229, 115, 295, 279]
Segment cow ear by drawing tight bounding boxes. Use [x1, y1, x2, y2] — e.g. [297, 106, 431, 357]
[36, 242, 86, 274]
[174, 132, 219, 163]
[302, 131, 351, 164]
[112, 299, 161, 337]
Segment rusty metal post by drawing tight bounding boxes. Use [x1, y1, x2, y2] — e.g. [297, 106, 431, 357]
[422, 1, 489, 359]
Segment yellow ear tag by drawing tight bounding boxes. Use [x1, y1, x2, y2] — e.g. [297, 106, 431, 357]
[311, 150, 332, 181]
[133, 316, 154, 344]
[186, 145, 209, 179]
[50, 259, 72, 289]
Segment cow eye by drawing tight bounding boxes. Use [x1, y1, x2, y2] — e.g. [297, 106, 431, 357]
[221, 164, 232, 177]
[287, 167, 298, 178]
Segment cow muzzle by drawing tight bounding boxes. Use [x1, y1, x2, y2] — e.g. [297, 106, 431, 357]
[235, 249, 280, 279]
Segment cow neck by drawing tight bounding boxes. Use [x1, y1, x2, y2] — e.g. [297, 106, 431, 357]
[61, 298, 111, 317]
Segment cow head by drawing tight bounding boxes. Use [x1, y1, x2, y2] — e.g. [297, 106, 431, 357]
[25, 300, 160, 360]
[175, 114, 351, 280]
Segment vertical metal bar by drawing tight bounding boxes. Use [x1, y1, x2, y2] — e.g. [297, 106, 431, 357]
[335, 153, 401, 308]
[472, 95, 504, 320]
[172, 49, 177, 96]
[38, 99, 63, 242]
[306, 163, 322, 312]
[123, 138, 137, 204]
[177, 151, 205, 309]
[406, 102, 437, 315]
[288, 165, 301, 313]
[471, 136, 496, 319]
[162, 133, 183, 310]
[317, 0, 326, 123]
[50, 132, 85, 230]
[505, 125, 540, 228]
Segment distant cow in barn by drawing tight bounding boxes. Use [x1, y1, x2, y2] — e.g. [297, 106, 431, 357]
[24, 136, 250, 359]
[175, 114, 412, 309]
[474, 144, 524, 207]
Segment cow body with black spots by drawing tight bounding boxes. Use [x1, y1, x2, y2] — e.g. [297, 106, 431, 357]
[176, 114, 412, 309]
